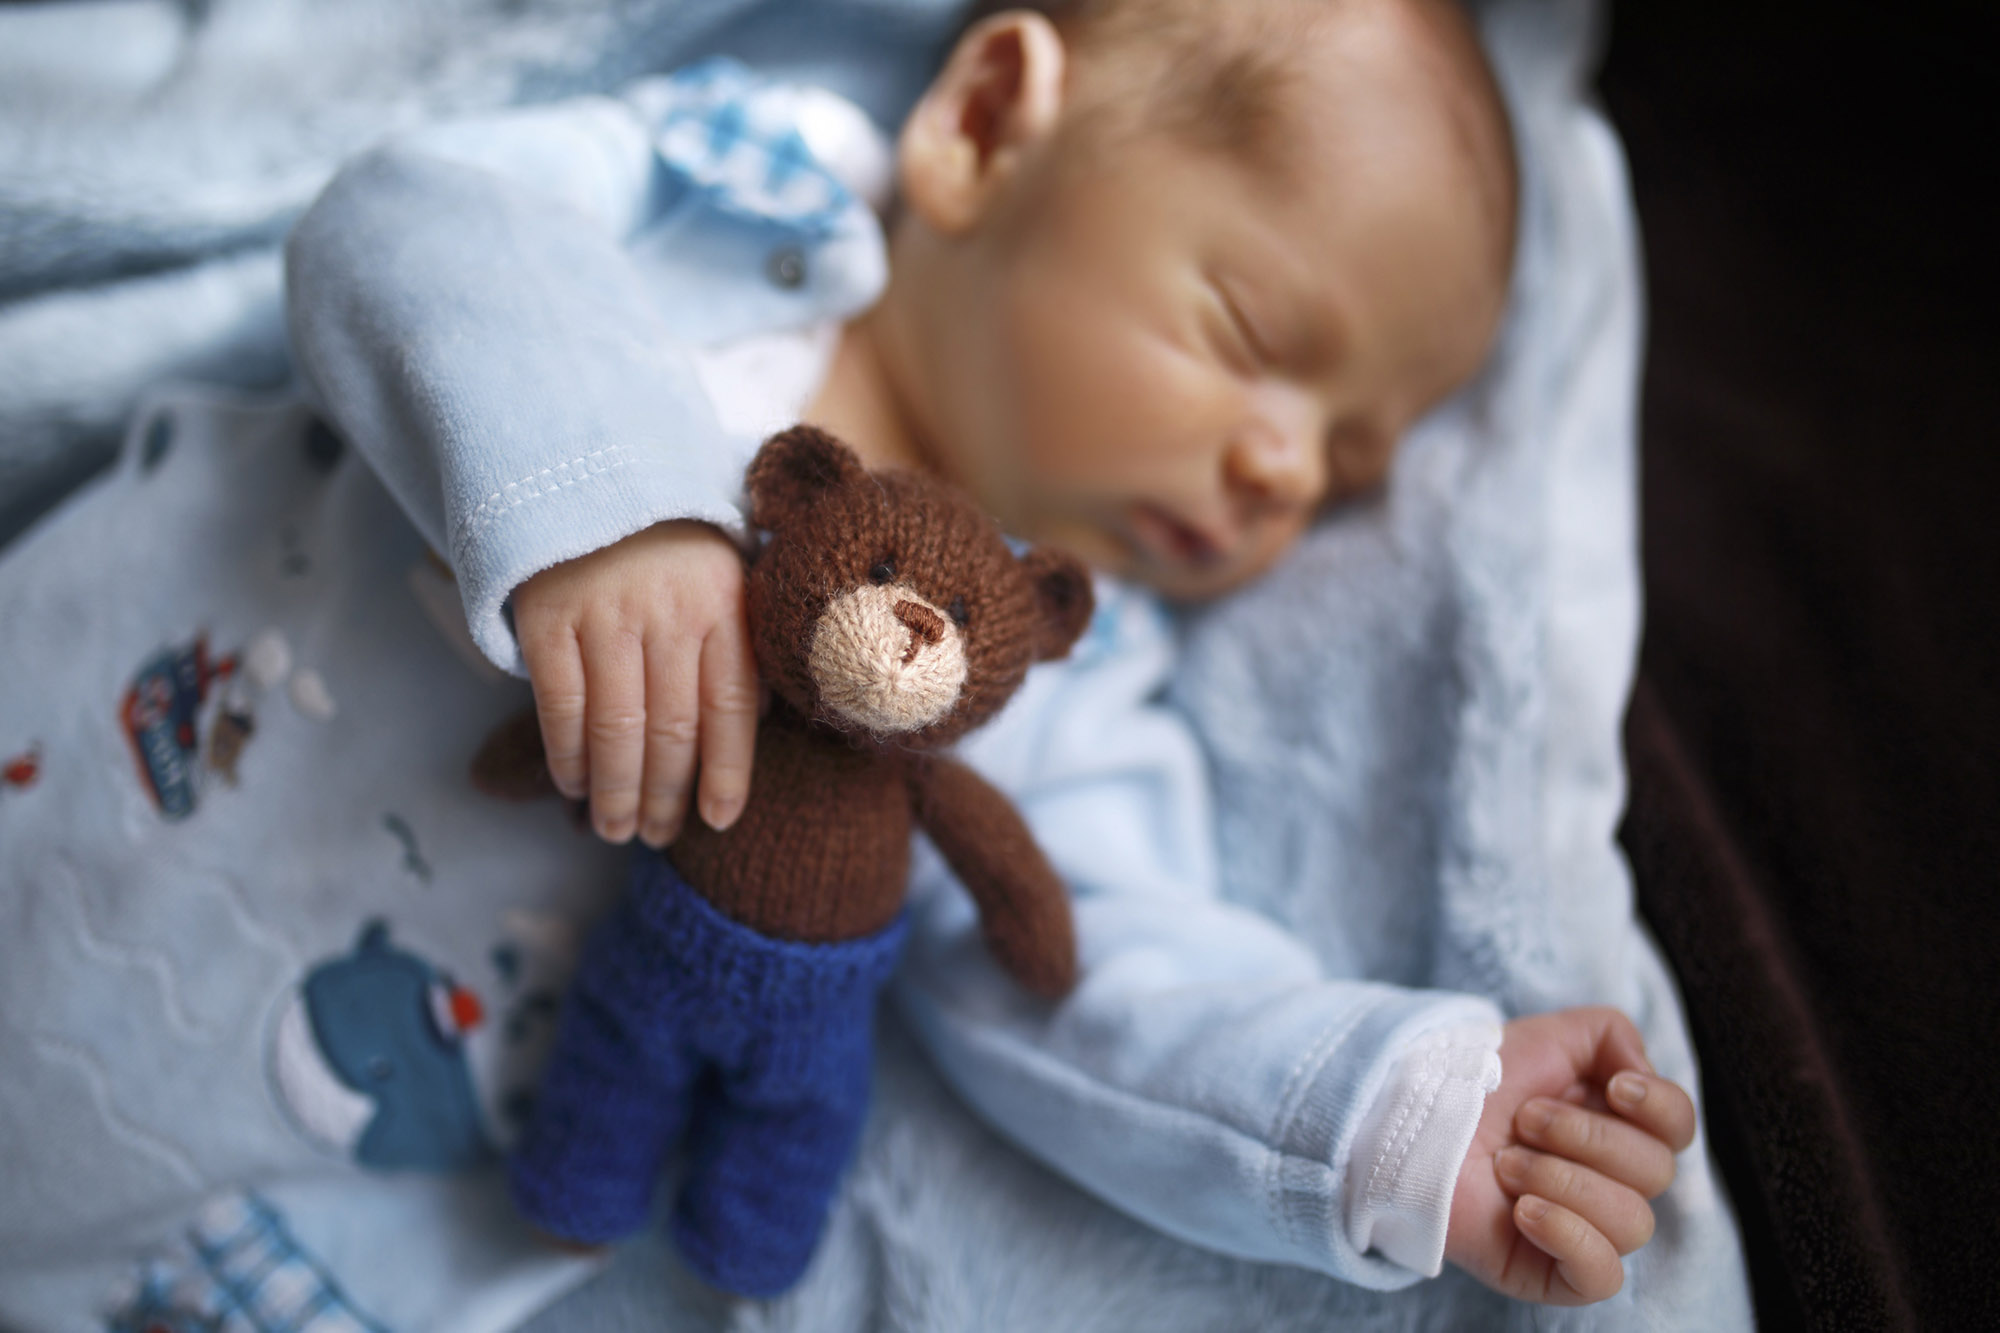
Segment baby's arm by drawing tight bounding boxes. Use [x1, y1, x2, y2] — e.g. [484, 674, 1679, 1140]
[284, 77, 880, 840]
[897, 583, 1505, 1287]
[898, 582, 1689, 1298]
[284, 99, 756, 842]
[285, 95, 753, 673]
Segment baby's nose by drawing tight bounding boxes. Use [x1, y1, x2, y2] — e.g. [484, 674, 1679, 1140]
[1226, 427, 1319, 510]
[1228, 383, 1326, 510]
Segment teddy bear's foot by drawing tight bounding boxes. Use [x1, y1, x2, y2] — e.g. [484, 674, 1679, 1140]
[670, 1193, 831, 1300]
[668, 1090, 867, 1298]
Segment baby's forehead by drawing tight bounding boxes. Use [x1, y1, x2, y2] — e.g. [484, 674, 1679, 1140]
[1064, 0, 1512, 203]
[1182, 2, 1517, 283]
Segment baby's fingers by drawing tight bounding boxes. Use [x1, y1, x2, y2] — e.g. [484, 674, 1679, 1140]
[1608, 1071, 1698, 1155]
[1513, 1196, 1624, 1304]
[522, 623, 588, 802]
[581, 622, 646, 843]
[636, 631, 701, 849]
[1517, 1098, 1677, 1199]
[694, 611, 758, 832]
[1494, 1148, 1654, 1255]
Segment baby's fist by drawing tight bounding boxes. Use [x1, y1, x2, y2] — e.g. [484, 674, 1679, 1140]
[1444, 1007, 1696, 1305]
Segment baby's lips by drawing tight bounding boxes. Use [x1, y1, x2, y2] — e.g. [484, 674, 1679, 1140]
[1128, 502, 1228, 568]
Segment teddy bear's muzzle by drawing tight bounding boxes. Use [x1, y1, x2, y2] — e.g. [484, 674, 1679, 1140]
[808, 584, 969, 735]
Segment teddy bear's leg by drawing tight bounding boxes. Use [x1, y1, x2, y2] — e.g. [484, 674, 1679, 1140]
[668, 1004, 876, 1299]
[509, 909, 703, 1245]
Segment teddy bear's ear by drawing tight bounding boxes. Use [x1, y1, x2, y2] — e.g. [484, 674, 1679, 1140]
[746, 425, 871, 530]
[1019, 547, 1094, 662]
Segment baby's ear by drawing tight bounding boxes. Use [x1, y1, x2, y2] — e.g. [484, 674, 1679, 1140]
[746, 425, 869, 530]
[1019, 547, 1094, 662]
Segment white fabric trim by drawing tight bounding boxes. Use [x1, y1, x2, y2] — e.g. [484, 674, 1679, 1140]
[1342, 1019, 1503, 1276]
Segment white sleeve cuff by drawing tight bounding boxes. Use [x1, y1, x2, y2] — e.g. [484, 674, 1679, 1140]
[1342, 1019, 1504, 1277]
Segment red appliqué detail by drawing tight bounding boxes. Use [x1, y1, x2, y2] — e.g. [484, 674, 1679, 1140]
[2, 745, 38, 789]
[449, 986, 485, 1032]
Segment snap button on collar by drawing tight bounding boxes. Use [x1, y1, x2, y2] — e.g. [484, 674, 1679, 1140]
[765, 245, 808, 290]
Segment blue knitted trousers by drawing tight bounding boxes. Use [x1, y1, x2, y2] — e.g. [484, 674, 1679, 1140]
[509, 853, 909, 1297]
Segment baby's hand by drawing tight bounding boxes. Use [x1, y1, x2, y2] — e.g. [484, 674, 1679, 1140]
[1444, 1007, 1696, 1305]
[512, 520, 758, 847]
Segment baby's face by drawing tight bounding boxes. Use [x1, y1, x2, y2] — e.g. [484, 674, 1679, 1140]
[876, 6, 1513, 600]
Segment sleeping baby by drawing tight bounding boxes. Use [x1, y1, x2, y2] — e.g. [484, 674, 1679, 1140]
[284, 0, 1732, 1313]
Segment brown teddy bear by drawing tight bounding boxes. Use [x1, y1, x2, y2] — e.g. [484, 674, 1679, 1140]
[502, 424, 1091, 1296]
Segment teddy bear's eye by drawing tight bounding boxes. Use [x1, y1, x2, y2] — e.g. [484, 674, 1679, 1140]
[869, 558, 896, 585]
[948, 595, 969, 627]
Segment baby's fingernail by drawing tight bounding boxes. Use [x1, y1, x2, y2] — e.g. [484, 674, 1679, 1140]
[1520, 1100, 1557, 1137]
[1611, 1073, 1647, 1108]
[702, 797, 742, 831]
[1518, 1196, 1549, 1222]
[1494, 1147, 1528, 1186]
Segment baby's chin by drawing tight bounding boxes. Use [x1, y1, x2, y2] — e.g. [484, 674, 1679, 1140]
[1131, 556, 1282, 604]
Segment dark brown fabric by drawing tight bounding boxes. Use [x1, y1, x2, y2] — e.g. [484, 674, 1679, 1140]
[909, 753, 1078, 999]
[469, 706, 562, 802]
[670, 711, 918, 940]
[1600, 7, 1998, 1329]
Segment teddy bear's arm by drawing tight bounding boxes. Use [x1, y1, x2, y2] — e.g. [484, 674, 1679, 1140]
[909, 755, 1078, 1000]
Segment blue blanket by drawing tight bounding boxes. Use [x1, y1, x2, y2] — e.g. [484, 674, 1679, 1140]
[0, 1, 1752, 1329]
[0, 0, 952, 544]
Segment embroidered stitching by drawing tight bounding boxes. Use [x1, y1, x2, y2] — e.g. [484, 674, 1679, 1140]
[1358, 1044, 1445, 1214]
[458, 444, 623, 532]
[453, 446, 631, 559]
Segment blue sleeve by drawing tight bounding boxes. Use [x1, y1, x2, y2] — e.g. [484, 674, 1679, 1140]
[282, 82, 884, 674]
[893, 583, 1504, 1286]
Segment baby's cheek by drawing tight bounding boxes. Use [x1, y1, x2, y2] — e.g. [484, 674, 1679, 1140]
[999, 280, 1202, 487]
[1015, 514, 1132, 581]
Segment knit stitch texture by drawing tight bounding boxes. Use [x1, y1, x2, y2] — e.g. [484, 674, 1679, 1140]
[509, 852, 909, 1296]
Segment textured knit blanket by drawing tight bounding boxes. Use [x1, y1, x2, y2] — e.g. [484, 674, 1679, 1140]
[0, 1, 1752, 1330]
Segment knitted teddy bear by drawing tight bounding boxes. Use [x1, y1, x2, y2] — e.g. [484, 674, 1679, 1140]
[504, 424, 1093, 1297]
